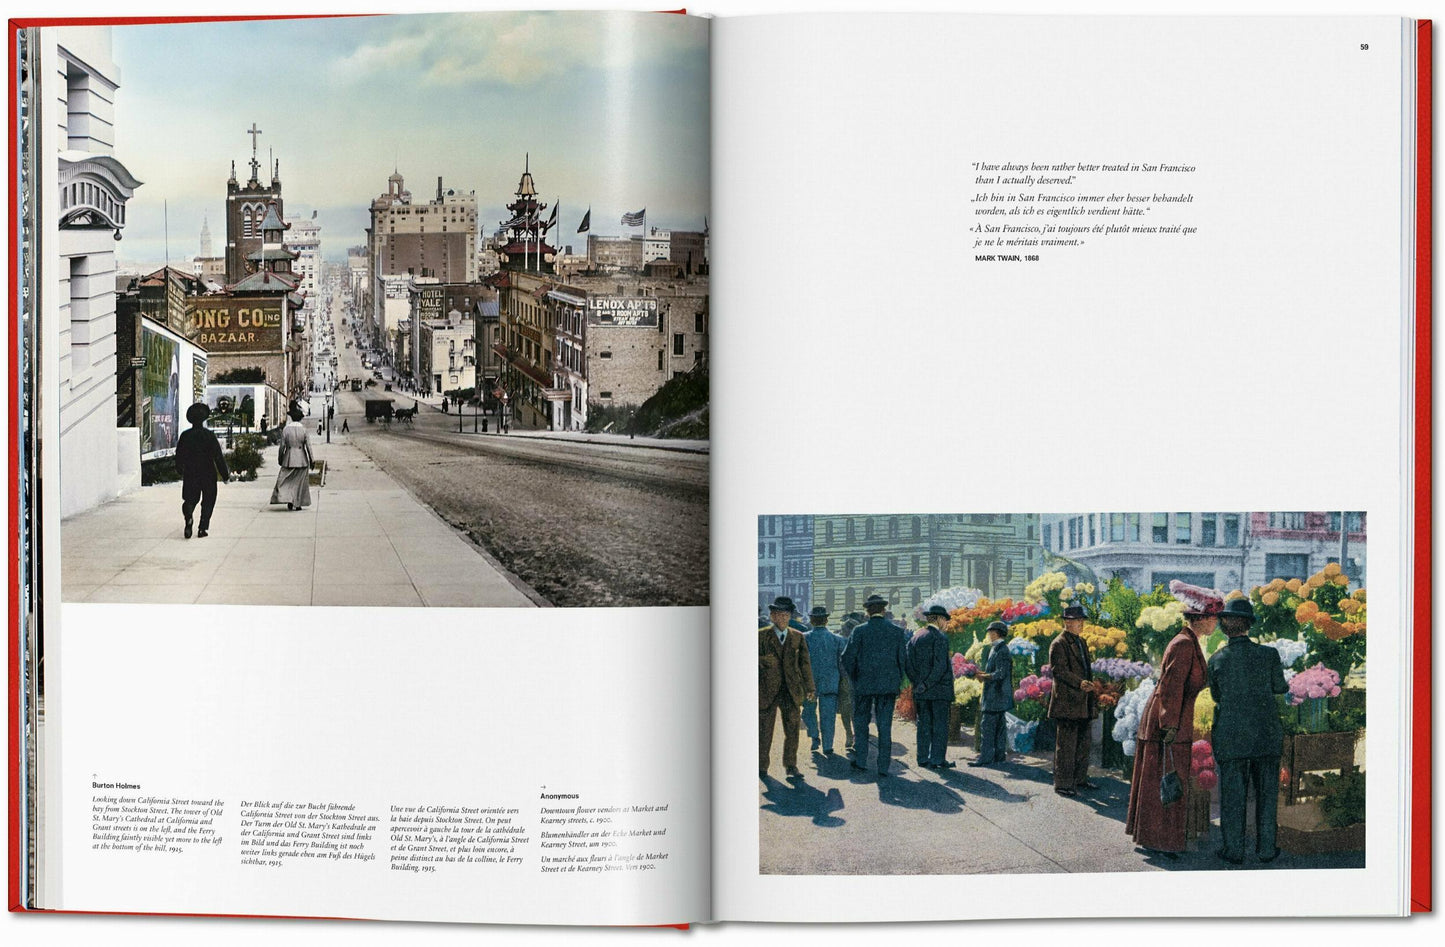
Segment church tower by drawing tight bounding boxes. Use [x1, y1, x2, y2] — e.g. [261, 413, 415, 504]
[225, 122, 284, 285]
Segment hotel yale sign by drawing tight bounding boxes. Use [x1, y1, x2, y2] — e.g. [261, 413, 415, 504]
[587, 295, 659, 328]
[183, 297, 284, 353]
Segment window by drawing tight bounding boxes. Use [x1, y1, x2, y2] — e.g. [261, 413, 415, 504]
[694, 312, 704, 332]
[600, 351, 612, 359]
[864, 558, 873, 578]
[1175, 513, 1191, 544]
[826, 521, 834, 544]
[1201, 513, 1217, 546]
[658, 350, 664, 370]
[673, 333, 684, 356]
[826, 559, 835, 579]
[865, 519, 875, 541]
[1152, 513, 1169, 542]
[887, 557, 897, 576]
[1109, 513, 1125, 542]
[758, 543, 766, 558]
[1043, 523, 1053, 549]
[758, 567, 767, 583]
[912, 516, 922, 539]
[1088, 514, 1096, 547]
[1265, 553, 1309, 582]
[889, 519, 899, 540]
[1127, 513, 1141, 541]
[846, 558, 856, 578]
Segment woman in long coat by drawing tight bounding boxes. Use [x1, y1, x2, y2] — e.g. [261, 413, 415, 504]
[1125, 580, 1218, 855]
[269, 403, 314, 510]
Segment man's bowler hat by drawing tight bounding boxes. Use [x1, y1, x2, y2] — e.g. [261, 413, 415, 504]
[1220, 598, 1256, 623]
[864, 594, 889, 608]
[768, 596, 797, 614]
[924, 604, 950, 619]
[1062, 604, 1087, 620]
[809, 606, 830, 619]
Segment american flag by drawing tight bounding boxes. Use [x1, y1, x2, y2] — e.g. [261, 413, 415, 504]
[502, 213, 533, 229]
[621, 208, 645, 227]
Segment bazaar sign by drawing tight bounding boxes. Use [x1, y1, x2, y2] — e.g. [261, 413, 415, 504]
[183, 297, 284, 353]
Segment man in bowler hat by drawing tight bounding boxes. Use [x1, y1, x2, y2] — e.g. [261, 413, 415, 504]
[972, 620, 1014, 767]
[801, 606, 846, 756]
[1208, 596, 1289, 863]
[907, 604, 955, 769]
[1048, 604, 1098, 795]
[842, 594, 908, 776]
[759, 596, 815, 779]
[174, 402, 230, 538]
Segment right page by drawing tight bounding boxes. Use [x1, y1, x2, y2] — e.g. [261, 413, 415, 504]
[711, 13, 1417, 921]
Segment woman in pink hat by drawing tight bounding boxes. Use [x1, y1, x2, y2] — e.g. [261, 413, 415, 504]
[1125, 579, 1219, 857]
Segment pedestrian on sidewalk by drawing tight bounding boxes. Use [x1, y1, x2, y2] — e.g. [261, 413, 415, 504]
[759, 596, 815, 781]
[341, 418, 350, 433]
[174, 402, 230, 539]
[835, 613, 862, 752]
[801, 606, 846, 757]
[972, 620, 1014, 767]
[1125, 580, 1216, 856]
[269, 403, 314, 511]
[907, 605, 955, 769]
[1208, 596, 1287, 865]
[842, 594, 907, 777]
[1048, 604, 1098, 796]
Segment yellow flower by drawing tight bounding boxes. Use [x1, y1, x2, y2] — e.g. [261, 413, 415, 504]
[1115, 642, 1128, 656]
[954, 677, 983, 706]
[1338, 598, 1361, 615]
[1352, 588, 1367, 603]
[1261, 591, 1279, 606]
[1332, 574, 1350, 587]
[1194, 690, 1216, 734]
[1323, 562, 1342, 576]
[1285, 578, 1302, 593]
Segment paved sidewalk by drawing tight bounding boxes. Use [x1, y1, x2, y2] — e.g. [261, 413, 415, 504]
[760, 719, 1364, 875]
[60, 435, 539, 608]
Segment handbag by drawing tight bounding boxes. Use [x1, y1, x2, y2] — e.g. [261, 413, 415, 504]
[1159, 742, 1183, 807]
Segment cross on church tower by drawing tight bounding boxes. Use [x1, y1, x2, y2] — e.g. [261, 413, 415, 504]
[246, 122, 263, 183]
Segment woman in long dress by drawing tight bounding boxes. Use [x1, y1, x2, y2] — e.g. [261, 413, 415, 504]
[1125, 580, 1217, 856]
[269, 403, 313, 511]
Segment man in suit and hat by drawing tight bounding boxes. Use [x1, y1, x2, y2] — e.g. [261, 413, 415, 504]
[835, 612, 864, 753]
[842, 594, 908, 776]
[1048, 604, 1098, 796]
[972, 620, 1015, 767]
[174, 402, 230, 539]
[759, 596, 815, 779]
[907, 604, 955, 769]
[1208, 596, 1288, 864]
[801, 606, 846, 756]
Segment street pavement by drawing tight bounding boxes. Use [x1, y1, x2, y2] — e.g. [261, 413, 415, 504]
[59, 434, 539, 608]
[760, 718, 1365, 875]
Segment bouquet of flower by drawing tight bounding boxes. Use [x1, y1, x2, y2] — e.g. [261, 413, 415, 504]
[1193, 688, 1215, 734]
[1287, 663, 1342, 705]
[1009, 619, 1061, 641]
[952, 653, 979, 678]
[953, 676, 983, 707]
[1093, 680, 1124, 710]
[945, 598, 1009, 635]
[1081, 622, 1129, 657]
[895, 685, 917, 721]
[1264, 637, 1309, 670]
[1091, 657, 1154, 682]
[962, 639, 988, 663]
[913, 586, 985, 626]
[1002, 600, 1047, 623]
[1007, 637, 1039, 658]
[1023, 571, 1068, 604]
[1136, 600, 1187, 634]
[1112, 677, 1156, 757]
[1013, 670, 1054, 705]
[1191, 739, 1218, 790]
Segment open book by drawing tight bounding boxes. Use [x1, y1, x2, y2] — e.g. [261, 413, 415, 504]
[7, 8, 1432, 926]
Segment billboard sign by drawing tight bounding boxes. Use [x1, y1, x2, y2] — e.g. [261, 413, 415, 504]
[184, 296, 284, 353]
[140, 325, 181, 458]
[586, 296, 659, 328]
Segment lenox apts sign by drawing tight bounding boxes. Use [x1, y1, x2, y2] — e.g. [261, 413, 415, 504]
[586, 295, 658, 328]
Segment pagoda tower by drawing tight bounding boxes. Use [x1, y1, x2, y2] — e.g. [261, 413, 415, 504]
[497, 155, 555, 274]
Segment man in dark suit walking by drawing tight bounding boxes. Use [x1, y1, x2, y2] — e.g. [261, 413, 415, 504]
[1208, 597, 1289, 864]
[907, 604, 955, 769]
[759, 596, 815, 780]
[842, 594, 908, 776]
[1048, 604, 1098, 796]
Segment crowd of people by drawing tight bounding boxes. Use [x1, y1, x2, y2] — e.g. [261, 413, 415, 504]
[758, 580, 1289, 865]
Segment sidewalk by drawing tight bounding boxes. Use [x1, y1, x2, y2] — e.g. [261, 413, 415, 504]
[59, 435, 539, 608]
[760, 718, 1364, 875]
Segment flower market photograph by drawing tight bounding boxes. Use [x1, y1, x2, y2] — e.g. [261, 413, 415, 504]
[757, 513, 1367, 874]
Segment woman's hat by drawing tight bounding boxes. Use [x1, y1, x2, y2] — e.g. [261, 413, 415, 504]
[288, 403, 304, 422]
[1169, 579, 1225, 617]
[985, 620, 1010, 637]
[924, 604, 950, 619]
[185, 402, 211, 424]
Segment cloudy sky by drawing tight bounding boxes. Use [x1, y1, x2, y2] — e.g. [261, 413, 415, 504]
[88, 11, 709, 268]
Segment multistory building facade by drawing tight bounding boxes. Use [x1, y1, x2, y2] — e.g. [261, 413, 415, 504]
[43, 26, 144, 515]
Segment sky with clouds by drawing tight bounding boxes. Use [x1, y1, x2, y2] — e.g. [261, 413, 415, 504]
[90, 11, 709, 268]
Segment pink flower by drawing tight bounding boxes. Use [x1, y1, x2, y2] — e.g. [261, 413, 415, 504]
[1196, 769, 1218, 790]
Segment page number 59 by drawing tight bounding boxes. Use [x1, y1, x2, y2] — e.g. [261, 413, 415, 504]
[1361, 43, 1370, 50]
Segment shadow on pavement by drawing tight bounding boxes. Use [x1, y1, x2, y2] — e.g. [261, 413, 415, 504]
[759, 775, 846, 827]
[935, 767, 1030, 804]
[874, 775, 967, 814]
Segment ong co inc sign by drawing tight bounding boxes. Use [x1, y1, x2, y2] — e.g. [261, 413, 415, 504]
[184, 297, 284, 352]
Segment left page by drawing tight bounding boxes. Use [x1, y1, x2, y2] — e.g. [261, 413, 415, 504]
[14, 10, 712, 924]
